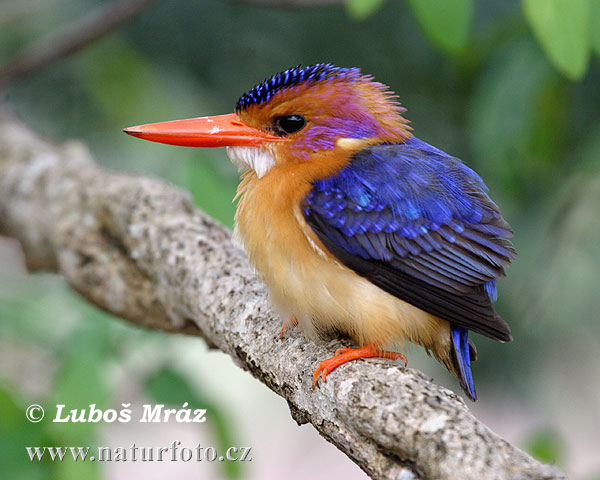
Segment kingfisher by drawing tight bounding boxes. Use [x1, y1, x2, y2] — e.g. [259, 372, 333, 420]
[124, 63, 516, 401]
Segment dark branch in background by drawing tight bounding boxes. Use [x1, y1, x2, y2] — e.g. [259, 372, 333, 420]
[0, 110, 565, 480]
[0, 0, 157, 90]
[0, 0, 63, 27]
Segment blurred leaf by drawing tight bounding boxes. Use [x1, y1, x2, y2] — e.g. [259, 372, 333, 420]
[468, 38, 561, 201]
[523, 427, 566, 465]
[345, 0, 386, 20]
[52, 455, 99, 480]
[48, 326, 112, 443]
[178, 156, 237, 228]
[0, 279, 74, 350]
[407, 0, 473, 55]
[75, 37, 167, 127]
[0, 384, 51, 480]
[146, 368, 205, 407]
[592, 0, 600, 55]
[523, 0, 590, 79]
[580, 124, 600, 169]
[146, 368, 242, 480]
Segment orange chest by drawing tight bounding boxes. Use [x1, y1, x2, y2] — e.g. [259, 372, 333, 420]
[232, 146, 353, 265]
[234, 171, 318, 274]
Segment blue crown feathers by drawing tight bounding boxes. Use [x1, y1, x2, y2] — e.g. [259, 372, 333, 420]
[235, 63, 360, 112]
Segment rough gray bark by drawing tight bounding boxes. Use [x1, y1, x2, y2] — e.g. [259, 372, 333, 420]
[0, 110, 565, 480]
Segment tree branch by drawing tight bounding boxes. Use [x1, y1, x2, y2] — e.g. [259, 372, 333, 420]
[0, 0, 157, 89]
[0, 110, 565, 480]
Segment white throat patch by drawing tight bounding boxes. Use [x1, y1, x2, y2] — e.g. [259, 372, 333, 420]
[226, 146, 276, 178]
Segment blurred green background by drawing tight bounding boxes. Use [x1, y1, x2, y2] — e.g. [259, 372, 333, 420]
[1, 0, 599, 479]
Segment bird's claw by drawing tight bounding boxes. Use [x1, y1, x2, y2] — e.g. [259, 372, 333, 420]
[279, 314, 299, 339]
[313, 345, 407, 387]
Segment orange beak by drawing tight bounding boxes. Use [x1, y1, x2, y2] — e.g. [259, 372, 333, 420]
[123, 113, 284, 148]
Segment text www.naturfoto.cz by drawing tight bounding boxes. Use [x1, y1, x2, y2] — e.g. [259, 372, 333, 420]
[26, 442, 252, 463]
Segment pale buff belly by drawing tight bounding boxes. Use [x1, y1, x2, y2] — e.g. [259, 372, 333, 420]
[235, 205, 450, 352]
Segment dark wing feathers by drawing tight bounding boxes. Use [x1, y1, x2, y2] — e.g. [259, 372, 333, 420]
[303, 138, 516, 341]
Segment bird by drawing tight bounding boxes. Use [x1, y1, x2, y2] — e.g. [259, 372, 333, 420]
[124, 63, 516, 401]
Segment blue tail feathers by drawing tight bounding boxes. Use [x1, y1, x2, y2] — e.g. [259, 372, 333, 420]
[451, 326, 477, 401]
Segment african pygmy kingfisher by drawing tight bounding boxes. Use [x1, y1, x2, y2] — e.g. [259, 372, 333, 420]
[124, 64, 516, 401]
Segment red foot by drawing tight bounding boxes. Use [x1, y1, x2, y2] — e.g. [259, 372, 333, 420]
[279, 314, 299, 339]
[313, 344, 407, 386]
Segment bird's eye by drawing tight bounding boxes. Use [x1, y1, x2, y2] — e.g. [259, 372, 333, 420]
[273, 114, 306, 135]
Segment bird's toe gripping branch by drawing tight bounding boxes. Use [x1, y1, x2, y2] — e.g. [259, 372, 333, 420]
[313, 344, 407, 386]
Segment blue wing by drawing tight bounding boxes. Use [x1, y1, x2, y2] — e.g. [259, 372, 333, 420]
[303, 138, 516, 342]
